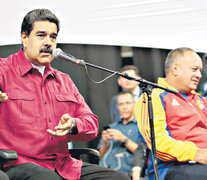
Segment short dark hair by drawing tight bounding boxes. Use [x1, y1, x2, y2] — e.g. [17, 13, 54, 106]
[117, 91, 134, 99]
[119, 65, 139, 75]
[21, 8, 60, 36]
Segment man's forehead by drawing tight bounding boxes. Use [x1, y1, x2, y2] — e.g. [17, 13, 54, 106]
[122, 69, 135, 74]
[174, 52, 201, 64]
[118, 94, 134, 101]
[33, 21, 57, 32]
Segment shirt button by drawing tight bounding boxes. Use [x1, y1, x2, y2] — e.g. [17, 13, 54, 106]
[49, 119, 52, 122]
[45, 101, 47, 104]
[51, 137, 53, 140]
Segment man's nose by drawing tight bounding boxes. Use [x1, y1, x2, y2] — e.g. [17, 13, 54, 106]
[44, 36, 53, 46]
[196, 70, 202, 79]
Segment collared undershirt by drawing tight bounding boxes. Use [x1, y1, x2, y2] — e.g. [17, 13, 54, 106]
[133, 86, 141, 102]
[31, 63, 46, 76]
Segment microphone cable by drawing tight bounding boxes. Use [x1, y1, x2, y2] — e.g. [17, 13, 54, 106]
[82, 63, 119, 84]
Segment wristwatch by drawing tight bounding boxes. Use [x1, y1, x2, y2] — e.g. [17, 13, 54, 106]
[68, 118, 75, 134]
[123, 137, 128, 145]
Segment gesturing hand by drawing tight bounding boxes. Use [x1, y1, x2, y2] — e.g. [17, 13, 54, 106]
[47, 113, 75, 137]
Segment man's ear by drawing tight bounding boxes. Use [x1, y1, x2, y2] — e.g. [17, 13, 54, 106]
[117, 77, 122, 86]
[21, 32, 28, 49]
[135, 75, 141, 84]
[171, 63, 179, 76]
[136, 75, 141, 79]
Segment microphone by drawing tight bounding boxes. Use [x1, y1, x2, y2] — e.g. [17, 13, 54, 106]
[52, 48, 85, 66]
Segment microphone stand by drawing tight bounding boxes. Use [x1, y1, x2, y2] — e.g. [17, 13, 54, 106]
[62, 58, 177, 180]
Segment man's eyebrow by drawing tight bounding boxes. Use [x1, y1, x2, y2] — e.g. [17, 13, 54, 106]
[36, 31, 46, 34]
[51, 33, 58, 36]
[36, 31, 58, 36]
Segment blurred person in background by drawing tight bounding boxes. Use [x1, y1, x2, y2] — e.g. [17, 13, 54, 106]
[110, 65, 142, 123]
[98, 91, 144, 180]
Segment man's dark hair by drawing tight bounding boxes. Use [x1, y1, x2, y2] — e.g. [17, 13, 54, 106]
[119, 65, 139, 75]
[118, 91, 134, 99]
[21, 8, 60, 36]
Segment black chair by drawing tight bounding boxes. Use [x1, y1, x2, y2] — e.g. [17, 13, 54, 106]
[0, 148, 100, 169]
[140, 147, 150, 180]
[0, 150, 18, 169]
[69, 148, 100, 164]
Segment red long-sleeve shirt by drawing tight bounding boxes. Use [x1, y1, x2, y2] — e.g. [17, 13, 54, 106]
[0, 49, 99, 180]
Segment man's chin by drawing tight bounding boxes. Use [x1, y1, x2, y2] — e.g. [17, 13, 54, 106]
[188, 87, 196, 93]
[121, 115, 130, 119]
[191, 85, 198, 90]
[38, 58, 53, 65]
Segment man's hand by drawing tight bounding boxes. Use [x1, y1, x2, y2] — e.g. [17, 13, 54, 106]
[194, 149, 207, 165]
[0, 91, 8, 102]
[101, 130, 112, 143]
[47, 113, 75, 137]
[105, 129, 126, 143]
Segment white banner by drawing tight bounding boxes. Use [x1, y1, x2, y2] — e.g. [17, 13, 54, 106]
[1, 0, 207, 53]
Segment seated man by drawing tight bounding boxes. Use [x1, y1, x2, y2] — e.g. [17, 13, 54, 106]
[98, 91, 144, 179]
[134, 47, 207, 180]
[0, 8, 130, 180]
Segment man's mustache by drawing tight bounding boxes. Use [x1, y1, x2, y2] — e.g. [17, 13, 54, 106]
[40, 47, 53, 54]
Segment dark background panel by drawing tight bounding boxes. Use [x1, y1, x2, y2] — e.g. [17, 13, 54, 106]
[0, 44, 205, 149]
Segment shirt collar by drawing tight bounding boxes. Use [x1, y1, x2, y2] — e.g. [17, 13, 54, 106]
[133, 86, 141, 101]
[17, 49, 33, 76]
[17, 49, 56, 79]
[118, 117, 137, 124]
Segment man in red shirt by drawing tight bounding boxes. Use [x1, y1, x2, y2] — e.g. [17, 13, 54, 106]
[0, 8, 130, 180]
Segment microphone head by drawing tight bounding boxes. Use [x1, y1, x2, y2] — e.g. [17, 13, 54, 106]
[52, 48, 62, 58]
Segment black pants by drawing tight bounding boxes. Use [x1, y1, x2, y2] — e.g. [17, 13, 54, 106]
[165, 163, 207, 180]
[0, 170, 9, 180]
[3, 162, 131, 180]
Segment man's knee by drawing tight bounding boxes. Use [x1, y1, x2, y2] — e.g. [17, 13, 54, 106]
[4, 163, 62, 180]
[22, 164, 62, 180]
[165, 163, 207, 180]
[0, 170, 9, 180]
[33, 170, 62, 180]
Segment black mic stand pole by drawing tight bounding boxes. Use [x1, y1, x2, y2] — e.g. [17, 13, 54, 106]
[140, 83, 159, 180]
[62, 58, 177, 180]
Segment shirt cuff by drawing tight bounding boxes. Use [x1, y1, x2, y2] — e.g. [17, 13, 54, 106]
[132, 166, 141, 171]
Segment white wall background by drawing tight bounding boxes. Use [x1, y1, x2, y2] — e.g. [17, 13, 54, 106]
[1, 0, 207, 52]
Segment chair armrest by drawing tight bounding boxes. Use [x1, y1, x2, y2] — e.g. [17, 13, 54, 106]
[0, 150, 18, 161]
[69, 148, 100, 164]
[140, 147, 150, 178]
